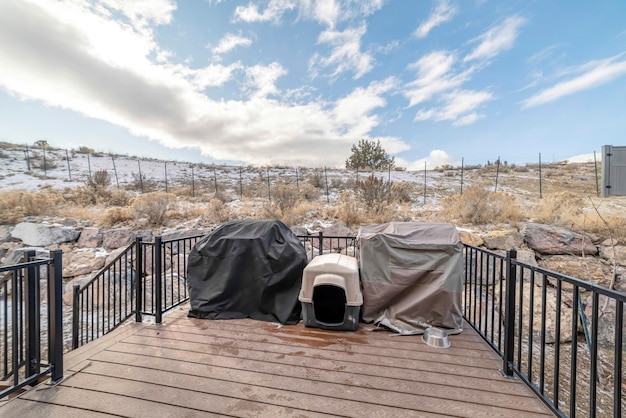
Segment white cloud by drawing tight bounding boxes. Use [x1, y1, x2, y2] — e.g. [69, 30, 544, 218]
[403, 50, 477, 108]
[233, 0, 296, 23]
[415, 89, 492, 124]
[464, 16, 526, 62]
[212, 33, 252, 55]
[309, 24, 374, 79]
[522, 53, 626, 108]
[298, 0, 385, 27]
[244, 62, 287, 98]
[414, 0, 457, 39]
[398, 149, 460, 171]
[0, 0, 405, 166]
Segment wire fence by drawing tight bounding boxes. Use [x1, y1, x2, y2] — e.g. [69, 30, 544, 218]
[0, 145, 604, 204]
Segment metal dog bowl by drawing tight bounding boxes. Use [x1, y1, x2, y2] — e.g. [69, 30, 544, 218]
[422, 327, 450, 348]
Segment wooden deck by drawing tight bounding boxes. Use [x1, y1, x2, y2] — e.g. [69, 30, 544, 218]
[2, 304, 553, 417]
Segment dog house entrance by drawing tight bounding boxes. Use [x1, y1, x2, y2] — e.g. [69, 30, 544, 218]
[313, 284, 347, 325]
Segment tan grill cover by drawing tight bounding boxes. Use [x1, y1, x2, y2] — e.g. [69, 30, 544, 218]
[358, 222, 463, 335]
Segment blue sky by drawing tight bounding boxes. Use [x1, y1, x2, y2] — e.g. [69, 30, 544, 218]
[1, 0, 625, 169]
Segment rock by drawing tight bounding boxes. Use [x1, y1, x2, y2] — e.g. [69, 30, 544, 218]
[1, 247, 49, 266]
[494, 282, 576, 343]
[521, 223, 597, 256]
[0, 225, 13, 242]
[291, 226, 308, 237]
[458, 230, 483, 247]
[77, 228, 103, 248]
[102, 228, 133, 249]
[538, 255, 612, 289]
[11, 222, 80, 246]
[465, 249, 537, 284]
[482, 229, 523, 251]
[62, 248, 107, 278]
[599, 245, 626, 266]
[322, 222, 352, 237]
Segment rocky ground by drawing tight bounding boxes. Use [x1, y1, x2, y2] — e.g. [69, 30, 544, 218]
[1, 144, 625, 416]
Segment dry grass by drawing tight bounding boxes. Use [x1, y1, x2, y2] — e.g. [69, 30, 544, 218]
[0, 190, 63, 224]
[130, 192, 175, 226]
[440, 183, 525, 225]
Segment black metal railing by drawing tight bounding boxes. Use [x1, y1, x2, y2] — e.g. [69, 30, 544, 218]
[298, 232, 357, 259]
[71, 231, 356, 348]
[0, 250, 63, 399]
[464, 245, 626, 418]
[72, 234, 204, 348]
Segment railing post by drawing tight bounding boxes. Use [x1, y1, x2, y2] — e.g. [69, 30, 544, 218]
[24, 250, 39, 379]
[72, 284, 80, 349]
[135, 237, 143, 323]
[49, 249, 63, 383]
[502, 248, 517, 378]
[154, 236, 163, 324]
[318, 231, 323, 256]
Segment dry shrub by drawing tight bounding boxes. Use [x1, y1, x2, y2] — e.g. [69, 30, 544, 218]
[391, 182, 413, 203]
[308, 170, 325, 189]
[101, 207, 132, 227]
[91, 170, 111, 188]
[0, 190, 63, 224]
[534, 192, 584, 225]
[299, 183, 320, 201]
[102, 188, 133, 207]
[356, 174, 392, 212]
[440, 184, 524, 225]
[271, 182, 299, 212]
[63, 185, 98, 206]
[130, 192, 175, 225]
[207, 198, 233, 224]
[333, 192, 364, 227]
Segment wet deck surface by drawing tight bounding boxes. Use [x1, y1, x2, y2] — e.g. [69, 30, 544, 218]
[2, 305, 553, 417]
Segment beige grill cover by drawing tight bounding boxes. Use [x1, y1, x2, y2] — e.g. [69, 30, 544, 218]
[358, 222, 463, 335]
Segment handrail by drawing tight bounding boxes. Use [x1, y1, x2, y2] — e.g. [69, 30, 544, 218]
[0, 250, 63, 399]
[464, 244, 626, 417]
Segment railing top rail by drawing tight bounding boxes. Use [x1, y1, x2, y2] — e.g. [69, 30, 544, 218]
[512, 259, 626, 301]
[463, 244, 507, 261]
[0, 257, 53, 273]
[76, 242, 135, 290]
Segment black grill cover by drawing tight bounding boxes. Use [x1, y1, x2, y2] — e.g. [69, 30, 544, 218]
[187, 220, 307, 324]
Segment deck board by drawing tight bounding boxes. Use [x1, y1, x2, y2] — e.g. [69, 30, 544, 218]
[1, 305, 554, 417]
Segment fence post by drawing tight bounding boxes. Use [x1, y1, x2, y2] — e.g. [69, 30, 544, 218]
[423, 161, 427, 204]
[165, 162, 168, 193]
[324, 167, 329, 203]
[25, 145, 31, 171]
[539, 153, 543, 199]
[42, 145, 47, 177]
[135, 237, 143, 323]
[72, 284, 80, 349]
[267, 167, 271, 201]
[65, 149, 72, 181]
[239, 167, 243, 198]
[593, 150, 599, 197]
[49, 249, 63, 383]
[502, 248, 517, 378]
[318, 231, 323, 256]
[494, 157, 500, 192]
[191, 167, 195, 197]
[112, 156, 119, 188]
[138, 159, 144, 194]
[24, 250, 39, 379]
[154, 236, 163, 324]
[213, 166, 218, 195]
[460, 157, 464, 195]
[87, 153, 92, 183]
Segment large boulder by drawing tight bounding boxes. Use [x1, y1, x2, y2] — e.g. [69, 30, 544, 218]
[521, 223, 597, 256]
[598, 242, 626, 266]
[63, 248, 107, 278]
[11, 222, 80, 247]
[102, 228, 134, 249]
[538, 255, 612, 289]
[458, 230, 483, 247]
[77, 228, 103, 248]
[482, 229, 523, 250]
